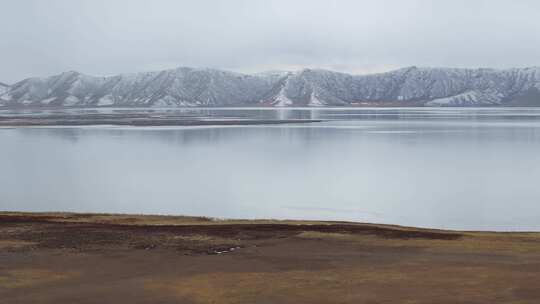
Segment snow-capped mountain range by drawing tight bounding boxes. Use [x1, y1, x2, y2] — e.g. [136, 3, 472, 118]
[1, 66, 540, 107]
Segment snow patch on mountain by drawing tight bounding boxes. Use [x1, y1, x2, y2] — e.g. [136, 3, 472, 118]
[273, 89, 293, 106]
[272, 75, 294, 107]
[308, 92, 324, 106]
[40, 97, 56, 105]
[97, 95, 114, 106]
[426, 91, 503, 106]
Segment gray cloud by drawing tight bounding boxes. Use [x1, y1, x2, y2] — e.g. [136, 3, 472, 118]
[1, 0, 540, 83]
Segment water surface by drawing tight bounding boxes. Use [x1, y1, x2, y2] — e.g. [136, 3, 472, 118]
[2, 107, 540, 231]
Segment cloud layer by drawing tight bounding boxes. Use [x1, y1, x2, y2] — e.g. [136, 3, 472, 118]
[1, 0, 540, 83]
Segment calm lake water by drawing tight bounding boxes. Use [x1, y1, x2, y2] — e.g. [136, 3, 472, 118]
[2, 107, 540, 231]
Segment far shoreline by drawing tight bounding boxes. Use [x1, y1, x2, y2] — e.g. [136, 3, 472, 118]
[0, 117, 323, 127]
[1, 211, 538, 234]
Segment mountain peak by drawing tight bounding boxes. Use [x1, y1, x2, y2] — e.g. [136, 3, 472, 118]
[60, 70, 83, 77]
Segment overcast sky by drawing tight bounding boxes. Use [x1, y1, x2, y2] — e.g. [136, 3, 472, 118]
[1, 0, 540, 83]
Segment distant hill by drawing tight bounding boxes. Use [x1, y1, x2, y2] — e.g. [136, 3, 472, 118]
[1, 66, 540, 107]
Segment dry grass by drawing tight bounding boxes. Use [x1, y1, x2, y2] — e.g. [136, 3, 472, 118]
[0, 269, 76, 289]
[297, 231, 540, 255]
[146, 265, 540, 304]
[0, 240, 35, 249]
[169, 234, 240, 245]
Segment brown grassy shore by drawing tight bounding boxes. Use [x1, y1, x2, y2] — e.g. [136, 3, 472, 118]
[1, 212, 540, 303]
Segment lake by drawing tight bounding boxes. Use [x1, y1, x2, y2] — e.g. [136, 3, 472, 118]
[1, 107, 540, 231]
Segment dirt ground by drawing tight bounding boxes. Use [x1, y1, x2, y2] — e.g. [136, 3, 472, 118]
[1, 212, 540, 303]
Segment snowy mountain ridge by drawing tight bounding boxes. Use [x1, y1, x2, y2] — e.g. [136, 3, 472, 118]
[1, 66, 540, 107]
[0, 82, 9, 94]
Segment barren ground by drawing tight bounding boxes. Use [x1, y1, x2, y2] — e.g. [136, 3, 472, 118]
[1, 212, 540, 303]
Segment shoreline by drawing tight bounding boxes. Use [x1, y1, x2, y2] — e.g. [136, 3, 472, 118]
[0, 210, 536, 233]
[0, 117, 322, 127]
[0, 211, 464, 236]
